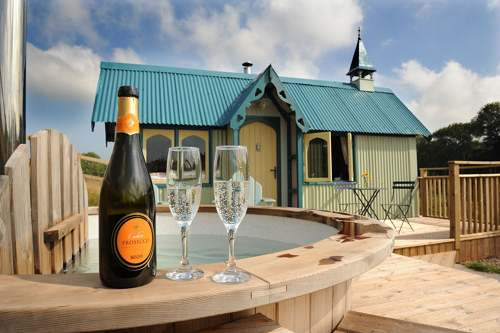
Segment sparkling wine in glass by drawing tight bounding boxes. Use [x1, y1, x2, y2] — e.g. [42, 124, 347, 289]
[212, 146, 251, 284]
[165, 147, 203, 281]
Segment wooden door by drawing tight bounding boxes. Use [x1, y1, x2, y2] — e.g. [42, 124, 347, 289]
[240, 121, 278, 203]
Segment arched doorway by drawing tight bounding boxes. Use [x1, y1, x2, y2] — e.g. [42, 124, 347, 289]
[239, 121, 278, 203]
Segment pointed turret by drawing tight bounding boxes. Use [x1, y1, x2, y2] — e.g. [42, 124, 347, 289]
[347, 27, 376, 92]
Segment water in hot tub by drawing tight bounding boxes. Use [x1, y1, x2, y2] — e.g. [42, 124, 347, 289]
[65, 212, 339, 274]
[65, 234, 300, 274]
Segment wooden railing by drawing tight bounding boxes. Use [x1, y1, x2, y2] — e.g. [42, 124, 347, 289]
[77, 153, 107, 182]
[420, 163, 500, 231]
[419, 161, 500, 262]
[419, 173, 449, 218]
[458, 173, 500, 235]
[0, 129, 88, 275]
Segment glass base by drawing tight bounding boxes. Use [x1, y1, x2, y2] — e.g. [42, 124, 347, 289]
[211, 269, 251, 284]
[166, 267, 204, 281]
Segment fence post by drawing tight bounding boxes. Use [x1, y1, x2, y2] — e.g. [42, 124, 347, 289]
[448, 161, 461, 261]
[420, 168, 428, 217]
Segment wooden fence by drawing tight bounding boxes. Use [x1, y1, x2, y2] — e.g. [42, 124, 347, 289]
[0, 129, 88, 275]
[78, 153, 108, 183]
[419, 161, 500, 262]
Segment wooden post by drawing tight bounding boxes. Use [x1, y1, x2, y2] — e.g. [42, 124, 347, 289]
[449, 161, 461, 261]
[30, 130, 52, 274]
[0, 176, 14, 275]
[420, 168, 428, 217]
[5, 145, 34, 274]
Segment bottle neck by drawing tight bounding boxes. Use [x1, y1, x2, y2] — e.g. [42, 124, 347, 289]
[116, 97, 139, 136]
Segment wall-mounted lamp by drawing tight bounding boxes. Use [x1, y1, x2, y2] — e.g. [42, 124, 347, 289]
[256, 143, 261, 151]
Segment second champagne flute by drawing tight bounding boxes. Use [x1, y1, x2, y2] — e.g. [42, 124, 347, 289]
[165, 147, 203, 281]
[212, 146, 251, 284]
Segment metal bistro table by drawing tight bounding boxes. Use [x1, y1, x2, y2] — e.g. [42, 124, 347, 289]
[351, 186, 387, 220]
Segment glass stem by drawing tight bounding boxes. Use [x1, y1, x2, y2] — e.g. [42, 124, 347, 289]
[179, 224, 191, 270]
[226, 228, 237, 273]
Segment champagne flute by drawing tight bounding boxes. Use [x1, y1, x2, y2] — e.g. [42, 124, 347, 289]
[212, 146, 251, 284]
[165, 147, 203, 281]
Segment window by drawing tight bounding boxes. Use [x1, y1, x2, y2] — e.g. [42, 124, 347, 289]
[179, 130, 210, 184]
[304, 132, 332, 182]
[143, 129, 174, 184]
[332, 133, 354, 182]
[304, 132, 354, 183]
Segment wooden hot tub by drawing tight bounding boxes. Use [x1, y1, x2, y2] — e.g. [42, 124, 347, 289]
[0, 206, 394, 332]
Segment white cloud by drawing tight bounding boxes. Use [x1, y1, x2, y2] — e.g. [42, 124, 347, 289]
[156, 0, 363, 78]
[27, 42, 146, 102]
[27, 42, 102, 102]
[487, 0, 500, 10]
[32, 0, 363, 79]
[112, 47, 145, 64]
[381, 38, 394, 48]
[392, 60, 500, 132]
[414, 3, 432, 19]
[36, 0, 106, 47]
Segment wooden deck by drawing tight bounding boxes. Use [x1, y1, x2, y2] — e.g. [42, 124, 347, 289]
[393, 217, 450, 243]
[352, 254, 500, 332]
[388, 217, 500, 263]
[412, 251, 457, 268]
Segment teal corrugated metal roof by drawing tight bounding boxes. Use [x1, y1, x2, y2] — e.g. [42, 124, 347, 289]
[91, 62, 431, 136]
[92, 62, 253, 128]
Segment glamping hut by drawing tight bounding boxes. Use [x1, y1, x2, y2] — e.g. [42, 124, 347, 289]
[91, 30, 431, 218]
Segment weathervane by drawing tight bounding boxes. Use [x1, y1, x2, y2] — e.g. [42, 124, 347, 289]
[358, 26, 361, 41]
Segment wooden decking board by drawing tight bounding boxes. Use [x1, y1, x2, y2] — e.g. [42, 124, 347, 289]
[358, 282, 500, 316]
[355, 258, 453, 280]
[418, 254, 434, 262]
[335, 311, 465, 333]
[353, 254, 500, 332]
[354, 285, 498, 317]
[460, 318, 500, 332]
[435, 304, 500, 329]
[429, 252, 446, 265]
[440, 251, 457, 268]
[355, 267, 483, 292]
[408, 296, 500, 323]
[354, 270, 478, 292]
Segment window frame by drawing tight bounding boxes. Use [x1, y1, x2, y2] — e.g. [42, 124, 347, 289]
[304, 132, 355, 184]
[304, 131, 332, 182]
[142, 129, 174, 185]
[179, 130, 210, 184]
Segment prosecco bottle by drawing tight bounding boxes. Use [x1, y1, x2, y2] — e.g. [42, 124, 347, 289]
[99, 86, 156, 288]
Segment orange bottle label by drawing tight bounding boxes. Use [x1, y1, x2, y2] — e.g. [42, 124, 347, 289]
[112, 214, 154, 270]
[116, 113, 140, 135]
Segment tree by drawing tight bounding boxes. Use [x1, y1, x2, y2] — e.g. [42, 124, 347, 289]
[80, 152, 107, 177]
[417, 122, 484, 168]
[417, 101, 500, 169]
[472, 102, 500, 160]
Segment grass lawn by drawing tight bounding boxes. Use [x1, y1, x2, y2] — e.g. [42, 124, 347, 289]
[464, 260, 500, 274]
[85, 178, 102, 206]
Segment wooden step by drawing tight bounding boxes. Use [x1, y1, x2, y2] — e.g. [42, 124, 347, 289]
[336, 311, 465, 333]
[411, 251, 457, 268]
[201, 313, 293, 333]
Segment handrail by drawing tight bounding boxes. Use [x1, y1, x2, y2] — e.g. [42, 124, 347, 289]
[459, 173, 500, 178]
[418, 160, 500, 263]
[78, 153, 109, 165]
[419, 162, 500, 172]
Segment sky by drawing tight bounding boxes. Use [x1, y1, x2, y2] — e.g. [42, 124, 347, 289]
[25, 0, 500, 160]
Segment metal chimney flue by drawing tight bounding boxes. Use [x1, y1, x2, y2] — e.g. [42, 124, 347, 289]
[0, 0, 27, 175]
[242, 61, 253, 74]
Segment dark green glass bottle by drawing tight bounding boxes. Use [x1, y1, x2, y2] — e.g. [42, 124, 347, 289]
[99, 86, 156, 288]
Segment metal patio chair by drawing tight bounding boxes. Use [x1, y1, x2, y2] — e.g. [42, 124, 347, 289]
[334, 183, 362, 214]
[381, 181, 416, 233]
